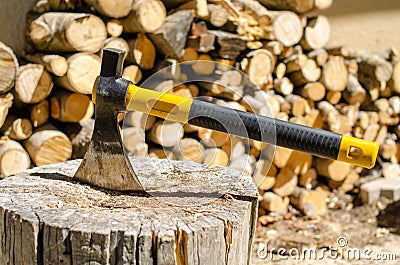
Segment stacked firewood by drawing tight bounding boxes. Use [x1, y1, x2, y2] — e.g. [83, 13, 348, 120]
[0, 0, 399, 216]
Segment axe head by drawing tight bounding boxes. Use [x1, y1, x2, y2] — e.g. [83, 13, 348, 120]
[73, 48, 144, 192]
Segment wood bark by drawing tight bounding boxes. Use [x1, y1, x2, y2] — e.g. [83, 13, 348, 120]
[15, 64, 53, 104]
[149, 10, 194, 59]
[258, 0, 314, 13]
[27, 12, 107, 52]
[0, 41, 18, 94]
[208, 30, 247, 60]
[30, 100, 49, 127]
[0, 139, 31, 178]
[0, 157, 258, 264]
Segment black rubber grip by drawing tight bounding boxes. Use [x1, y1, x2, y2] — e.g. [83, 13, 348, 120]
[188, 100, 342, 160]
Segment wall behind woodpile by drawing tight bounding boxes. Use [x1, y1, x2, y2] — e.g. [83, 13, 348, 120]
[1, 0, 400, 56]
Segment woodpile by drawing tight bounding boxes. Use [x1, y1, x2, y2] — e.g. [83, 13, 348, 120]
[0, 0, 399, 219]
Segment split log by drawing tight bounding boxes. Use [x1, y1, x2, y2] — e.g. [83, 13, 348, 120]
[50, 90, 94, 123]
[274, 77, 293, 96]
[0, 139, 30, 178]
[148, 121, 184, 147]
[229, 154, 256, 175]
[288, 58, 321, 87]
[358, 55, 393, 82]
[172, 138, 205, 163]
[300, 15, 330, 50]
[122, 127, 148, 157]
[308, 48, 328, 66]
[260, 192, 289, 213]
[198, 128, 229, 148]
[149, 10, 194, 58]
[0, 93, 13, 128]
[273, 167, 298, 197]
[0, 116, 33, 141]
[30, 100, 49, 128]
[122, 65, 142, 84]
[315, 158, 351, 182]
[106, 20, 123, 37]
[0, 41, 18, 94]
[203, 148, 229, 167]
[55, 53, 101, 94]
[15, 64, 53, 104]
[208, 30, 247, 60]
[320, 55, 348, 91]
[84, 0, 134, 18]
[290, 187, 327, 216]
[265, 11, 303, 46]
[325, 90, 341, 104]
[258, 0, 314, 13]
[243, 49, 275, 87]
[24, 53, 68, 76]
[126, 34, 156, 69]
[23, 124, 72, 166]
[299, 168, 317, 188]
[27, 12, 107, 53]
[0, 157, 258, 264]
[124, 111, 156, 131]
[253, 160, 277, 190]
[343, 74, 367, 105]
[113, 0, 166, 33]
[297, 82, 325, 101]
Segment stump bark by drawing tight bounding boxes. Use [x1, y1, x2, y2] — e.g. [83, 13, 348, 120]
[0, 157, 258, 264]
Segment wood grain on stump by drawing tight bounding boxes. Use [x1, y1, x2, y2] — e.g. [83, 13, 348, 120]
[0, 157, 258, 264]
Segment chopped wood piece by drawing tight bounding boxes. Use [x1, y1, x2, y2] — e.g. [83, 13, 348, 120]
[308, 48, 329, 66]
[266, 11, 303, 46]
[0, 139, 30, 178]
[27, 12, 107, 53]
[329, 171, 360, 193]
[106, 20, 123, 37]
[55, 53, 101, 94]
[203, 148, 229, 167]
[359, 55, 393, 82]
[122, 126, 147, 156]
[122, 65, 142, 84]
[343, 74, 367, 105]
[24, 53, 68, 77]
[0, 116, 33, 141]
[388, 59, 400, 93]
[229, 154, 256, 175]
[380, 138, 397, 161]
[180, 47, 198, 62]
[290, 187, 327, 216]
[149, 10, 194, 58]
[244, 49, 275, 87]
[84, 0, 134, 18]
[0, 41, 18, 94]
[314, 0, 333, 10]
[288, 58, 321, 87]
[298, 82, 325, 101]
[208, 30, 247, 60]
[117, 0, 166, 33]
[301, 16, 330, 50]
[15, 64, 53, 104]
[286, 94, 310, 117]
[363, 123, 380, 141]
[0, 93, 13, 128]
[273, 167, 298, 197]
[198, 128, 229, 148]
[191, 54, 215, 75]
[360, 177, 400, 203]
[315, 158, 351, 182]
[274, 77, 293, 96]
[284, 53, 307, 73]
[103, 37, 129, 58]
[260, 192, 289, 213]
[221, 136, 246, 161]
[320, 56, 348, 91]
[124, 111, 156, 131]
[23, 124, 72, 166]
[254, 161, 277, 190]
[60, 118, 94, 159]
[30, 100, 49, 128]
[299, 168, 317, 188]
[325, 90, 341, 104]
[148, 121, 184, 147]
[50, 90, 94, 123]
[126, 34, 156, 69]
[172, 138, 205, 163]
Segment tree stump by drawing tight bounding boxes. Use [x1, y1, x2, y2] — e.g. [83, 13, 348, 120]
[0, 157, 258, 264]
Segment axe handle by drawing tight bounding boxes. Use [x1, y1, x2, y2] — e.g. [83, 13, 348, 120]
[125, 84, 378, 169]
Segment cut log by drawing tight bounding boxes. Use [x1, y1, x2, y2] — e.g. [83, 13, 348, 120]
[0, 116, 33, 141]
[148, 121, 184, 147]
[103, 37, 129, 59]
[84, 0, 134, 18]
[55, 53, 101, 94]
[191, 54, 215, 75]
[265, 11, 303, 46]
[221, 136, 246, 161]
[288, 58, 321, 87]
[0, 93, 13, 128]
[114, 0, 166, 33]
[30, 100, 49, 128]
[208, 30, 247, 60]
[122, 126, 148, 157]
[380, 138, 397, 161]
[274, 77, 293, 96]
[325, 90, 341, 104]
[123, 111, 156, 131]
[198, 128, 229, 148]
[329, 170, 359, 193]
[297, 81, 325, 101]
[15, 64, 53, 104]
[253, 160, 277, 190]
[308, 48, 329, 67]
[258, 0, 314, 13]
[122, 65, 142, 84]
[24, 53, 68, 77]
[27, 12, 107, 53]
[388, 59, 400, 93]
[172, 138, 205, 163]
[343, 74, 367, 105]
[180, 47, 198, 62]
[290, 187, 327, 216]
[260, 192, 289, 213]
[0, 41, 18, 94]
[320, 55, 348, 91]
[126, 34, 156, 69]
[299, 168, 317, 188]
[229, 154, 256, 175]
[149, 10, 194, 58]
[244, 49, 275, 87]
[208, 4, 230, 27]
[300, 16, 330, 50]
[203, 148, 229, 167]
[272, 167, 298, 197]
[50, 89, 94, 123]
[315, 158, 351, 182]
[0, 139, 30, 178]
[106, 20, 123, 37]
[0, 157, 258, 264]
[286, 94, 310, 117]
[23, 124, 72, 166]
[358, 55, 393, 82]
